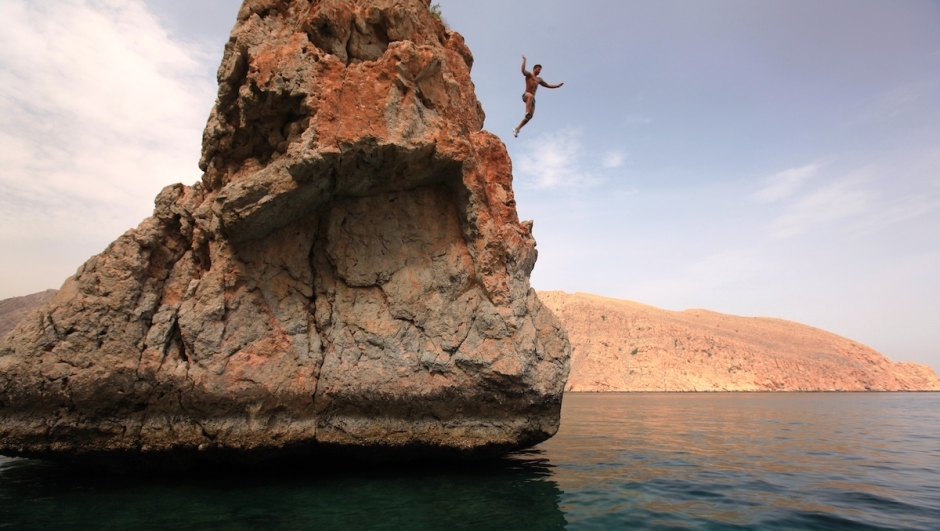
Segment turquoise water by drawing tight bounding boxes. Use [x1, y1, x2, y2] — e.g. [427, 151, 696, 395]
[2, 393, 939, 530]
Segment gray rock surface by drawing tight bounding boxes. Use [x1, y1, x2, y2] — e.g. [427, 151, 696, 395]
[0, 0, 570, 469]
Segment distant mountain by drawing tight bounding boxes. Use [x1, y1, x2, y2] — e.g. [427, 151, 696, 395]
[5, 289, 939, 391]
[539, 291, 940, 392]
[0, 290, 57, 338]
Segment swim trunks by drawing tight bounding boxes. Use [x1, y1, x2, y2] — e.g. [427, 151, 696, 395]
[522, 92, 535, 105]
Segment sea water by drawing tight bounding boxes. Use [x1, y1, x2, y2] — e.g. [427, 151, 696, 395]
[1, 393, 938, 530]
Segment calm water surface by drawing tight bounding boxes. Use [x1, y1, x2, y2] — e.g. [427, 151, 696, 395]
[2, 393, 938, 530]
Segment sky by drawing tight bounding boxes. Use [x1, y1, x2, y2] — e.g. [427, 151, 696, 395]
[1, 1, 938, 371]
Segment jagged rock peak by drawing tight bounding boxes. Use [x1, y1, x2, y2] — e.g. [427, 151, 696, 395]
[0, 0, 570, 470]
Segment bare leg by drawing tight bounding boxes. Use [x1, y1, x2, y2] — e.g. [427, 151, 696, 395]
[514, 94, 535, 136]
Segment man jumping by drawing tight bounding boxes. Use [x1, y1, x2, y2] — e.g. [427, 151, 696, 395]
[513, 55, 564, 137]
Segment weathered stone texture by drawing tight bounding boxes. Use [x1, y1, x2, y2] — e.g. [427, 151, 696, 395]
[0, 0, 570, 468]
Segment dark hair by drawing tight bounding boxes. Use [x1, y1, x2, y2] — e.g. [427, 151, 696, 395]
[534, 64, 542, 69]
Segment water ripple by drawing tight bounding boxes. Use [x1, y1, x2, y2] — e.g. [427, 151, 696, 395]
[539, 393, 940, 530]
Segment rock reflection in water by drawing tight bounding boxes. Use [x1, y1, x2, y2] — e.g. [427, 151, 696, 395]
[0, 456, 567, 531]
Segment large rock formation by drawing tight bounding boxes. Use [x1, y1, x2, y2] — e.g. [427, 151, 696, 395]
[541, 291, 940, 392]
[0, 0, 570, 468]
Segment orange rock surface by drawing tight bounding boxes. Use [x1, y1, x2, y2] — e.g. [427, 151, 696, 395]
[539, 291, 940, 392]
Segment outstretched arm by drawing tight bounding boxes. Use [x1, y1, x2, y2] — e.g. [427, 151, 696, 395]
[540, 80, 564, 89]
[521, 54, 529, 76]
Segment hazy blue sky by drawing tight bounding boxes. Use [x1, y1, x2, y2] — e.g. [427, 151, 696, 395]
[1, 0, 938, 371]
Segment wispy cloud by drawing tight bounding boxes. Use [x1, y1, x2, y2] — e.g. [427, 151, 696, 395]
[769, 173, 873, 238]
[756, 152, 940, 240]
[0, 0, 216, 242]
[753, 160, 830, 203]
[853, 81, 938, 125]
[515, 128, 602, 189]
[751, 150, 940, 238]
[845, 150, 940, 235]
[601, 150, 625, 169]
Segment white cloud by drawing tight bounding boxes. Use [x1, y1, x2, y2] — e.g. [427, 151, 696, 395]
[753, 160, 829, 203]
[0, 0, 215, 242]
[601, 150, 625, 169]
[0, 0, 217, 297]
[850, 192, 940, 236]
[759, 151, 940, 240]
[769, 172, 873, 238]
[515, 128, 601, 189]
[845, 150, 940, 235]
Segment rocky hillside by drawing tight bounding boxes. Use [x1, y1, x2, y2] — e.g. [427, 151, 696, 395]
[539, 291, 940, 392]
[0, 290, 57, 338]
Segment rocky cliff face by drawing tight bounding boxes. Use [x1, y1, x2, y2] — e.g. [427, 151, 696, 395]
[540, 291, 940, 392]
[0, 0, 570, 468]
